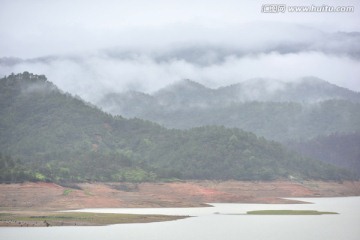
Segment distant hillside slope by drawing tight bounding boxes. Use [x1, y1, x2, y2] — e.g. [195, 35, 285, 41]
[215, 77, 360, 103]
[287, 132, 360, 175]
[0, 72, 353, 182]
[98, 78, 360, 141]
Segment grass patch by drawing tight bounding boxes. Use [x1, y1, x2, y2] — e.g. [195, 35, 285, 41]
[247, 210, 338, 215]
[0, 211, 188, 227]
[63, 189, 73, 196]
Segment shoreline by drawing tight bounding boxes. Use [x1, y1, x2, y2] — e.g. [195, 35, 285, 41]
[0, 211, 188, 227]
[1, 180, 360, 227]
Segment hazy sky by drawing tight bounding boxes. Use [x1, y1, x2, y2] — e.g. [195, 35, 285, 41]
[0, 0, 359, 101]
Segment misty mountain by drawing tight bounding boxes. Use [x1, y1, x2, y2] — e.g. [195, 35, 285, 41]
[155, 79, 217, 108]
[2, 26, 359, 103]
[0, 72, 353, 182]
[216, 77, 360, 103]
[99, 91, 158, 118]
[287, 132, 360, 176]
[97, 78, 360, 141]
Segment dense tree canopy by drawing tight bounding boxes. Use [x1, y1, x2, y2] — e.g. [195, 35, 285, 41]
[287, 132, 360, 176]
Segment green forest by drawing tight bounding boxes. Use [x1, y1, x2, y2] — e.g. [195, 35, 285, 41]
[0, 72, 355, 183]
[99, 79, 360, 142]
[287, 132, 360, 175]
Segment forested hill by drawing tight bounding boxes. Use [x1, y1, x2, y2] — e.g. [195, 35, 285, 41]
[287, 132, 360, 176]
[0, 72, 354, 183]
[98, 78, 360, 142]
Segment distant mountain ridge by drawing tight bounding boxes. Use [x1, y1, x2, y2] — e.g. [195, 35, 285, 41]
[97, 78, 360, 141]
[153, 77, 360, 105]
[215, 77, 360, 103]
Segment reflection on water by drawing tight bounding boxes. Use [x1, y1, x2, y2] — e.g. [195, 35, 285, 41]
[1, 197, 360, 240]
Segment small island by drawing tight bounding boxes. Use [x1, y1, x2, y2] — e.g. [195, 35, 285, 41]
[246, 210, 338, 215]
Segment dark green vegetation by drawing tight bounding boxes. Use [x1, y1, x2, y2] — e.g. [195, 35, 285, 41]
[246, 210, 338, 215]
[287, 132, 360, 175]
[98, 78, 360, 142]
[0, 153, 34, 182]
[0, 72, 355, 183]
[0, 211, 186, 226]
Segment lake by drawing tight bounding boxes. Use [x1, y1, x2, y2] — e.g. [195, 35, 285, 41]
[1, 197, 359, 240]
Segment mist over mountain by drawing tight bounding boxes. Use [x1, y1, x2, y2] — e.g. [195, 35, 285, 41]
[216, 77, 360, 103]
[0, 72, 353, 182]
[1, 27, 360, 104]
[97, 78, 360, 141]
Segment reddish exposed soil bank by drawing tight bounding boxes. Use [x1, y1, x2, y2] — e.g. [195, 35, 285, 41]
[1, 181, 360, 210]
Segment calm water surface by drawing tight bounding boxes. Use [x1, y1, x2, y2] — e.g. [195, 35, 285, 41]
[1, 197, 359, 240]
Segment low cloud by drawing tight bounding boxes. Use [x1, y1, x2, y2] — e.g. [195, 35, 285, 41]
[1, 46, 359, 104]
[1, 2, 359, 103]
